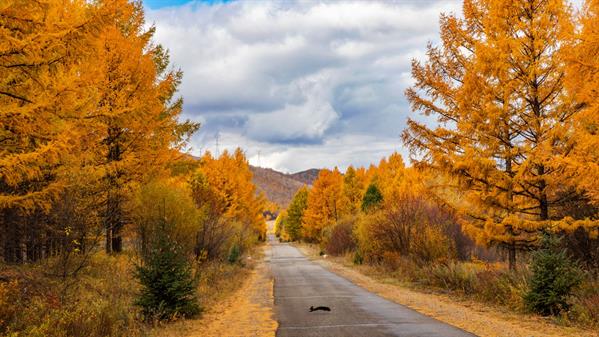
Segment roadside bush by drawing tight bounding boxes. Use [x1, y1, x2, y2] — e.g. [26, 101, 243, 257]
[130, 179, 201, 259]
[472, 267, 529, 309]
[326, 219, 356, 256]
[381, 251, 403, 271]
[135, 220, 200, 321]
[357, 194, 455, 264]
[411, 226, 454, 264]
[354, 212, 382, 262]
[524, 235, 583, 316]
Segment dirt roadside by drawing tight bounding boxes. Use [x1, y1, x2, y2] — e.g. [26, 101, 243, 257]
[186, 246, 277, 337]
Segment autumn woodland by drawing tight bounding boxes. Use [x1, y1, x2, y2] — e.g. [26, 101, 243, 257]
[1, 0, 599, 336]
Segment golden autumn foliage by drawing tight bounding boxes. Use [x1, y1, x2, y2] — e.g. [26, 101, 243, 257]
[340, 166, 367, 216]
[195, 149, 267, 242]
[301, 168, 343, 242]
[89, 0, 198, 253]
[0, 0, 198, 262]
[0, 0, 99, 211]
[299, 153, 462, 263]
[564, 0, 599, 204]
[0, 0, 266, 325]
[402, 0, 599, 267]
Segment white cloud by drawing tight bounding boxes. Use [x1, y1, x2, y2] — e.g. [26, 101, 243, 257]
[209, 130, 404, 173]
[147, 0, 462, 172]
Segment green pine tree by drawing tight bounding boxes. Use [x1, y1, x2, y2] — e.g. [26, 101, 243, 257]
[135, 220, 200, 321]
[524, 235, 583, 316]
[361, 183, 383, 212]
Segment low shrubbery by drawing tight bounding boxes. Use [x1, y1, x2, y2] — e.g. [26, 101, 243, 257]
[325, 219, 356, 256]
[0, 253, 146, 337]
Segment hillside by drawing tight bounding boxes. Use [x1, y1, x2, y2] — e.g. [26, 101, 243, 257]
[250, 166, 319, 207]
[289, 168, 320, 186]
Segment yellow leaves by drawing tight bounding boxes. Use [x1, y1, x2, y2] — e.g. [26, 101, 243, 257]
[0, 0, 197, 215]
[0, 0, 198, 257]
[130, 177, 201, 253]
[302, 168, 343, 242]
[402, 0, 598, 250]
[195, 149, 266, 240]
[0, 0, 98, 211]
[340, 166, 366, 216]
[562, 0, 599, 204]
[302, 153, 418, 243]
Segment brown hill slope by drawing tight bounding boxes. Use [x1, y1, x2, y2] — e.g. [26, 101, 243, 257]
[289, 168, 320, 186]
[250, 166, 319, 207]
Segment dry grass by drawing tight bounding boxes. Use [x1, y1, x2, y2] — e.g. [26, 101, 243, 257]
[295, 242, 599, 337]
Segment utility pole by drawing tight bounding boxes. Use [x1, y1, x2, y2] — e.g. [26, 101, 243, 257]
[215, 131, 220, 157]
[258, 150, 261, 167]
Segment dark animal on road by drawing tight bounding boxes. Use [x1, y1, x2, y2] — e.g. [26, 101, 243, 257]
[309, 306, 331, 312]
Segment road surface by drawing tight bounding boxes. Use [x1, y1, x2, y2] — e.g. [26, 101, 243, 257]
[268, 233, 475, 337]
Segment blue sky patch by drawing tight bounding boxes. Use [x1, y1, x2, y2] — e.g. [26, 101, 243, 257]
[144, 0, 232, 10]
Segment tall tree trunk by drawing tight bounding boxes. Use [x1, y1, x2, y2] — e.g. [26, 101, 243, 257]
[508, 243, 516, 271]
[505, 138, 516, 270]
[105, 128, 123, 254]
[538, 164, 549, 221]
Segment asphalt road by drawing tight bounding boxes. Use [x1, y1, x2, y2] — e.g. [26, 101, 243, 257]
[268, 233, 476, 337]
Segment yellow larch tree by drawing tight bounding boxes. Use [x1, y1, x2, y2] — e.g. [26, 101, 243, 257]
[195, 149, 266, 242]
[0, 0, 198, 262]
[85, 0, 197, 252]
[302, 168, 343, 242]
[340, 166, 367, 216]
[376, 152, 407, 203]
[402, 0, 596, 269]
[0, 0, 103, 262]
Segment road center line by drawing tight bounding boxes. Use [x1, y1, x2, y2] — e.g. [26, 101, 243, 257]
[279, 323, 398, 330]
[276, 295, 354, 299]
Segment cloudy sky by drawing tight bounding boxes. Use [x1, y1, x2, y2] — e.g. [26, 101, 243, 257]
[143, 0, 462, 172]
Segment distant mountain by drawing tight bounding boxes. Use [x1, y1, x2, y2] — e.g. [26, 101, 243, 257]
[250, 166, 320, 207]
[289, 168, 320, 186]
